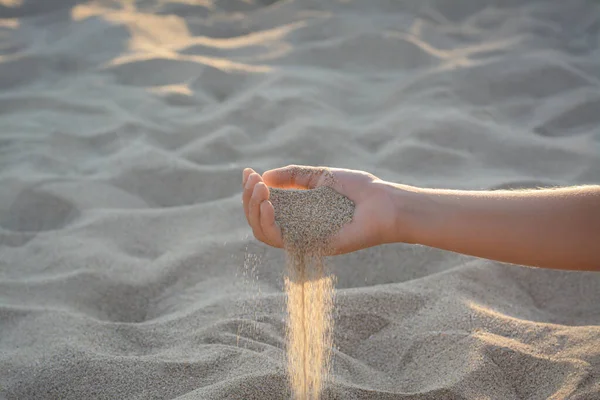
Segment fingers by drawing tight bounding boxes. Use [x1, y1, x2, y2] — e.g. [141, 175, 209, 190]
[248, 181, 268, 239]
[260, 200, 283, 248]
[242, 168, 283, 248]
[242, 168, 253, 187]
[243, 170, 261, 223]
[262, 165, 326, 189]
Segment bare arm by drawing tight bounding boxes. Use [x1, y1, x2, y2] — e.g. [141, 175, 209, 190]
[392, 184, 600, 271]
[242, 166, 600, 270]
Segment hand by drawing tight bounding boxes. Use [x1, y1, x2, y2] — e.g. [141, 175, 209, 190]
[242, 165, 406, 255]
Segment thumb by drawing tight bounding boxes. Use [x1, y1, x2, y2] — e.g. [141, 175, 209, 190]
[262, 165, 334, 190]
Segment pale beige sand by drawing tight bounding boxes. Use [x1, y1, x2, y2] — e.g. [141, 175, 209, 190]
[270, 185, 355, 400]
[1, 0, 600, 399]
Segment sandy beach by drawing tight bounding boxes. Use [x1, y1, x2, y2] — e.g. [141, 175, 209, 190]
[1, 0, 600, 398]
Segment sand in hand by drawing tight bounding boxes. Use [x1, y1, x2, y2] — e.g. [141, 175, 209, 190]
[269, 173, 355, 400]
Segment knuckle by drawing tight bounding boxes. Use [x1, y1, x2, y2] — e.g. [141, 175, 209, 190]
[250, 193, 262, 207]
[248, 173, 259, 183]
[252, 182, 264, 195]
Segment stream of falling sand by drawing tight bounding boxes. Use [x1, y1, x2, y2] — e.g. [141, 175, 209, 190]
[284, 252, 334, 399]
[269, 176, 354, 400]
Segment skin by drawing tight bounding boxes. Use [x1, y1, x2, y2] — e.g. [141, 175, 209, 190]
[242, 165, 600, 271]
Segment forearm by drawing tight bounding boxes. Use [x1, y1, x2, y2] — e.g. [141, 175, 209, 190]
[392, 184, 600, 271]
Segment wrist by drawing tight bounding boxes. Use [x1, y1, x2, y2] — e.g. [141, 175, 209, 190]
[384, 182, 432, 245]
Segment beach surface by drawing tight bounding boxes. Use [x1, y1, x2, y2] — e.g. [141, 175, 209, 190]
[1, 0, 600, 398]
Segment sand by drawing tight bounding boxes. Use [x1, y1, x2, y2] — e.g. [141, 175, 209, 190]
[270, 185, 355, 399]
[1, 0, 600, 399]
[270, 185, 355, 252]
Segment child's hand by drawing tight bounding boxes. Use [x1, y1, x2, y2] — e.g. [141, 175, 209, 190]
[242, 165, 406, 255]
[243, 165, 600, 269]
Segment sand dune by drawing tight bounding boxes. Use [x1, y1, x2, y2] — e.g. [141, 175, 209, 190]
[1, 0, 600, 398]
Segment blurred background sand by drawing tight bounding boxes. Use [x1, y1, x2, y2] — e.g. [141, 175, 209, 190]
[1, 0, 600, 398]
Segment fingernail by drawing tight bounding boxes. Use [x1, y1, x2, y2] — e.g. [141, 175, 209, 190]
[245, 175, 254, 189]
[252, 182, 265, 197]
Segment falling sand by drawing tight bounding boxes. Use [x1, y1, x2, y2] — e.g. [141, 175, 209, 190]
[269, 170, 355, 400]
